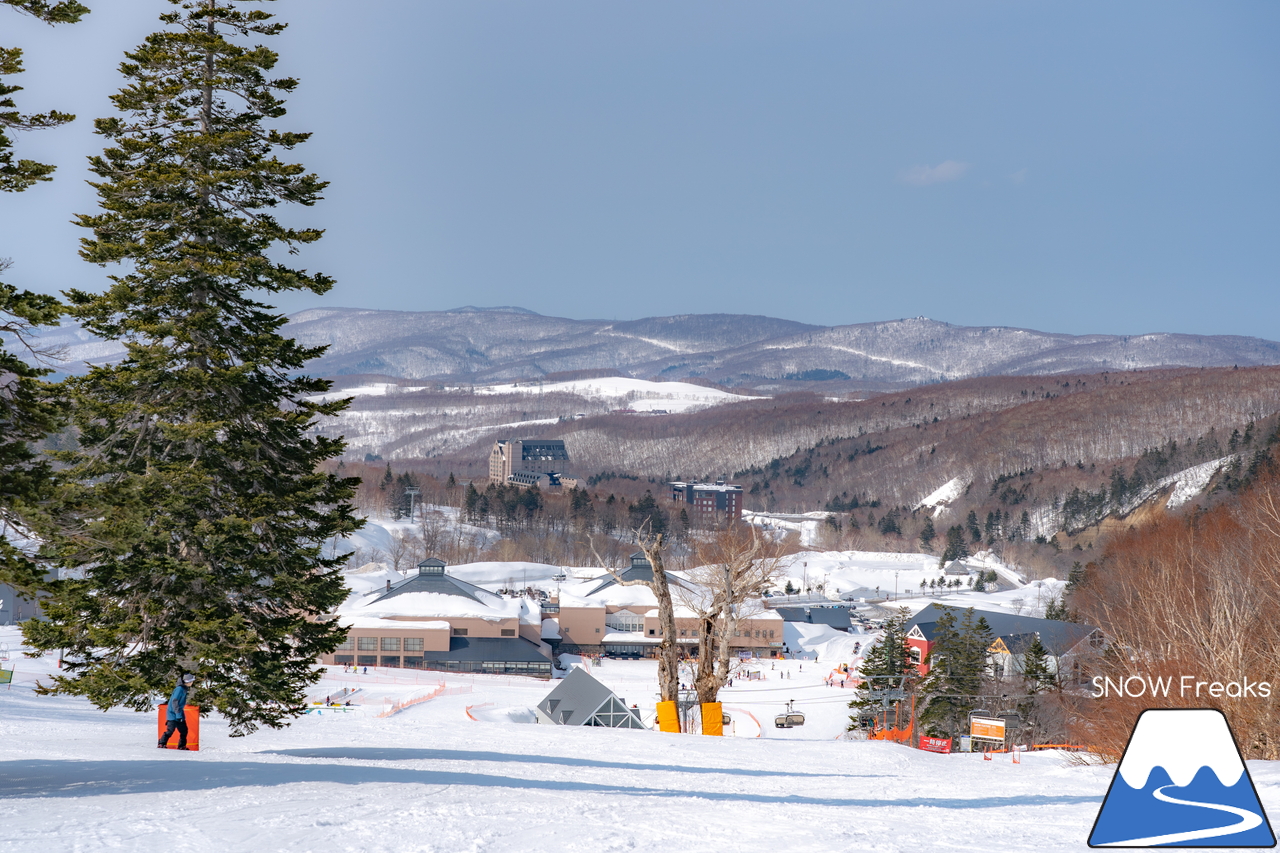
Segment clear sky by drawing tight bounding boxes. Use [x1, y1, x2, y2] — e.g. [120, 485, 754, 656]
[2, 1, 1278, 338]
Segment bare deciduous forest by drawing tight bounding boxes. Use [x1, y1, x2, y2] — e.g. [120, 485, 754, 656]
[1068, 445, 1280, 760]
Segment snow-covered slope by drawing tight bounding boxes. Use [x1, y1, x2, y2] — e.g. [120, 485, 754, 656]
[3, 627, 1277, 852]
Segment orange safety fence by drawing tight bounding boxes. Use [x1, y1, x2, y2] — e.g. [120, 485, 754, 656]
[465, 702, 494, 721]
[376, 682, 474, 718]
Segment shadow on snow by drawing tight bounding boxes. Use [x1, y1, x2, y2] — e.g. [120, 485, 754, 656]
[0, 755, 1101, 811]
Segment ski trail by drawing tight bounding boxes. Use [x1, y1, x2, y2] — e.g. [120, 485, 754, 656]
[1098, 784, 1264, 846]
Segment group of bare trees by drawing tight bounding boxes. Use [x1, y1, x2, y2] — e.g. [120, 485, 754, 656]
[1070, 447, 1280, 760]
[593, 523, 787, 731]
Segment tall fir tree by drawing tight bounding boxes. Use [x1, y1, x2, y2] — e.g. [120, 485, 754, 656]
[918, 607, 994, 737]
[848, 609, 915, 727]
[22, 0, 361, 734]
[938, 524, 969, 567]
[1, 0, 88, 191]
[1019, 635, 1053, 692]
[0, 0, 86, 592]
[0, 263, 63, 592]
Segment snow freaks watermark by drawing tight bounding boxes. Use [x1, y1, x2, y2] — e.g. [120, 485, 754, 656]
[1088, 709, 1275, 847]
[1091, 675, 1273, 700]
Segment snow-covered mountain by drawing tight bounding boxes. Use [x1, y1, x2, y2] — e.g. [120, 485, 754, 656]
[21, 307, 1280, 389]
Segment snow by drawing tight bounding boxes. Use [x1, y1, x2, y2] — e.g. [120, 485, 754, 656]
[915, 476, 970, 513]
[474, 376, 756, 413]
[2, 625, 1278, 851]
[1159, 455, 1235, 510]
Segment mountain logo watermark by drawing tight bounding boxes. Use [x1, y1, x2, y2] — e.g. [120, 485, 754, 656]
[1088, 708, 1276, 847]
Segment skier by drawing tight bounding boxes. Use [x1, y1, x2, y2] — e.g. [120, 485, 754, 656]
[158, 673, 196, 750]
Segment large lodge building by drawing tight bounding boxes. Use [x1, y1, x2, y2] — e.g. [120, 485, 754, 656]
[319, 554, 784, 678]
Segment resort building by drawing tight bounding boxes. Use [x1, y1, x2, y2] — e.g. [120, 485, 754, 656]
[320, 558, 553, 679]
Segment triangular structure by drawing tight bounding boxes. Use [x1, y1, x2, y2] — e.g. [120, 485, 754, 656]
[536, 666, 643, 729]
[1088, 709, 1275, 847]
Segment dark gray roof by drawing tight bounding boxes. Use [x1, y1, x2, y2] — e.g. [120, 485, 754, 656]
[537, 666, 641, 728]
[372, 569, 494, 605]
[587, 563, 654, 596]
[905, 603, 1098, 656]
[775, 606, 852, 630]
[424, 636, 549, 663]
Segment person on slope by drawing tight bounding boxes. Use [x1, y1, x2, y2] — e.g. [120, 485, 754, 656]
[158, 674, 196, 750]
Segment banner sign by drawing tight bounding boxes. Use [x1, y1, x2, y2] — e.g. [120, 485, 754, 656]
[920, 736, 952, 754]
[970, 716, 1006, 741]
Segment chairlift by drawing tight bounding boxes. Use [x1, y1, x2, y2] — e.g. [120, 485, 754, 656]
[774, 699, 805, 728]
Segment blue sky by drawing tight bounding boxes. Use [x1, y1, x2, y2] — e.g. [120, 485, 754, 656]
[2, 1, 1278, 337]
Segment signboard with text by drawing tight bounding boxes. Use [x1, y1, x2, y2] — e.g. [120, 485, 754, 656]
[919, 736, 952, 754]
[970, 716, 1006, 741]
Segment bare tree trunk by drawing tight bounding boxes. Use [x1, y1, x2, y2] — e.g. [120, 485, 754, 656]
[636, 530, 681, 706]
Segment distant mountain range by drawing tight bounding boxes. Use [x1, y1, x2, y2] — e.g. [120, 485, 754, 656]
[22, 306, 1280, 391]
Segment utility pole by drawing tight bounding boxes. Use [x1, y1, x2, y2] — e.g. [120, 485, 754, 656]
[405, 486, 420, 523]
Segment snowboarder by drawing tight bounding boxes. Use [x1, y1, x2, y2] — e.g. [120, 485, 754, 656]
[158, 673, 196, 750]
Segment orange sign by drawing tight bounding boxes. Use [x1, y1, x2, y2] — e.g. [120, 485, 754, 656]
[970, 717, 1005, 741]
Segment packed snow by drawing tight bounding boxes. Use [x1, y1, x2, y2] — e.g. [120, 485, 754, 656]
[5, 625, 1279, 851]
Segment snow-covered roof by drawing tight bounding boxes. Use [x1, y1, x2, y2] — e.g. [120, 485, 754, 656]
[338, 590, 524, 623]
[339, 616, 450, 631]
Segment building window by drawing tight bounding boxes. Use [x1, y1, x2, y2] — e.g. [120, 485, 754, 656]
[357, 655, 377, 666]
[381, 637, 400, 651]
[501, 628, 515, 637]
[404, 656, 424, 669]
[333, 655, 354, 664]
[336, 637, 355, 650]
[453, 628, 468, 636]
[357, 637, 377, 651]
[649, 629, 656, 635]
[595, 627, 601, 633]
[403, 637, 424, 651]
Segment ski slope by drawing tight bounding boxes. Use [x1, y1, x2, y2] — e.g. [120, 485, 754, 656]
[6, 626, 1278, 852]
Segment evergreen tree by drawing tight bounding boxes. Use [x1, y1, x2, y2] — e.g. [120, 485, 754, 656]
[919, 516, 935, 551]
[848, 609, 914, 726]
[966, 509, 982, 543]
[1, 0, 86, 593]
[1020, 635, 1053, 692]
[1043, 595, 1073, 622]
[1, 0, 88, 191]
[22, 0, 360, 734]
[938, 524, 969, 566]
[628, 491, 667, 536]
[0, 266, 63, 593]
[918, 607, 993, 737]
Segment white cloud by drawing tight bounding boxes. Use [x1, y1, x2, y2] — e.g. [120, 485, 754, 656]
[901, 160, 971, 187]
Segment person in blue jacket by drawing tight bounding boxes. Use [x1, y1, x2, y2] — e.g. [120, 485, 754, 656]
[158, 673, 196, 750]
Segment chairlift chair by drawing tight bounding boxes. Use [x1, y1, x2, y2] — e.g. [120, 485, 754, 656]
[775, 699, 805, 728]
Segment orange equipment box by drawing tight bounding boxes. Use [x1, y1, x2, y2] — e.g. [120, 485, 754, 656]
[157, 704, 200, 751]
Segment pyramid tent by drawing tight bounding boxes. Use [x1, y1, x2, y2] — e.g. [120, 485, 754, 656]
[537, 666, 643, 729]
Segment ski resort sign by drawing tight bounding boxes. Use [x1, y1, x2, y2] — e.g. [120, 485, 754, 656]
[919, 736, 951, 754]
[969, 716, 1005, 742]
